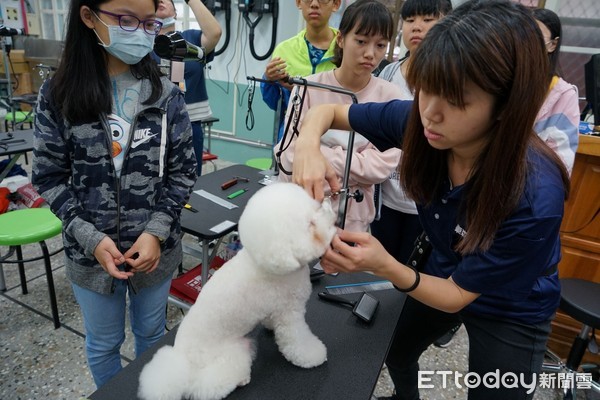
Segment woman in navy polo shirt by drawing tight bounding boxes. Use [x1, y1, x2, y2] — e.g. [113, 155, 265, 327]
[290, 1, 570, 399]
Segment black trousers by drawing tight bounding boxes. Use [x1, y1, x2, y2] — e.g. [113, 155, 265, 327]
[387, 297, 552, 400]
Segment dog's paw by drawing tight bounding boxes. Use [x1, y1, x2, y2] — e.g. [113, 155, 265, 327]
[282, 336, 327, 368]
[238, 375, 251, 387]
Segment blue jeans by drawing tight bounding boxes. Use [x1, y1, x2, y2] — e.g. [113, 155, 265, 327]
[72, 276, 171, 388]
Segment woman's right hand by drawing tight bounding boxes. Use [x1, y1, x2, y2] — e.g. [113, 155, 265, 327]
[293, 135, 340, 201]
[292, 104, 352, 200]
[94, 236, 131, 280]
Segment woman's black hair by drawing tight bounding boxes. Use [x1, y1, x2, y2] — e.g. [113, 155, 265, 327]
[401, 0, 569, 254]
[401, 0, 453, 19]
[332, 0, 394, 67]
[532, 7, 563, 77]
[50, 0, 164, 124]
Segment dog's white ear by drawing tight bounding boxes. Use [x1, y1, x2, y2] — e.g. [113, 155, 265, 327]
[310, 198, 337, 249]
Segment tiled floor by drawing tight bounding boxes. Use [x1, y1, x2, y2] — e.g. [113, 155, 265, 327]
[1, 157, 599, 400]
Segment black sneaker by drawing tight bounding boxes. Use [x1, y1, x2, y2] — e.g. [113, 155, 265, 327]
[433, 324, 461, 348]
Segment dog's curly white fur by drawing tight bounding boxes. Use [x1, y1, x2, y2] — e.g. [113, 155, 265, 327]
[138, 183, 337, 400]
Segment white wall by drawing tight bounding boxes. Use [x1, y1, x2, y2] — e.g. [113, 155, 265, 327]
[208, 5, 304, 84]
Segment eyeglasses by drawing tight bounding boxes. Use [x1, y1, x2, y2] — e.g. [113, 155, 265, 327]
[301, 0, 334, 5]
[94, 9, 163, 35]
[544, 37, 558, 47]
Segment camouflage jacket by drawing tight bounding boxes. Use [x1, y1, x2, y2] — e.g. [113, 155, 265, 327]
[32, 76, 197, 294]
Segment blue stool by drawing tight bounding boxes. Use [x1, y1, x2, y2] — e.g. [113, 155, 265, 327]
[0, 208, 63, 328]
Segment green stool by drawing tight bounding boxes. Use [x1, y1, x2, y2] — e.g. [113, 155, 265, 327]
[0, 208, 63, 328]
[245, 157, 273, 171]
[4, 110, 34, 131]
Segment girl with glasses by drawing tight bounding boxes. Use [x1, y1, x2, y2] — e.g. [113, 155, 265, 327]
[532, 7, 580, 175]
[276, 0, 402, 233]
[32, 0, 197, 388]
[291, 1, 570, 398]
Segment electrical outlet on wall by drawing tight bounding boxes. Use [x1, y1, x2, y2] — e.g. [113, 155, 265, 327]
[26, 13, 40, 36]
[5, 6, 18, 21]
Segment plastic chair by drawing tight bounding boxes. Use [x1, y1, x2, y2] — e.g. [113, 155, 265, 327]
[202, 151, 218, 172]
[168, 256, 226, 312]
[542, 278, 600, 399]
[0, 208, 63, 328]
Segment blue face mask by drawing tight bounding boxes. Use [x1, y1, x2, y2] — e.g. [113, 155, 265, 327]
[159, 17, 176, 28]
[94, 15, 155, 65]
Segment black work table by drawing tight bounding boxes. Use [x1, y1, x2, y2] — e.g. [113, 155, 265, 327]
[180, 164, 265, 284]
[182, 164, 264, 240]
[90, 272, 406, 400]
[0, 129, 34, 182]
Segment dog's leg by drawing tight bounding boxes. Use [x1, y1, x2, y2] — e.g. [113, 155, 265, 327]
[270, 310, 327, 368]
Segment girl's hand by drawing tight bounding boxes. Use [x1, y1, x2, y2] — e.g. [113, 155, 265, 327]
[123, 233, 162, 274]
[265, 57, 288, 82]
[94, 236, 130, 279]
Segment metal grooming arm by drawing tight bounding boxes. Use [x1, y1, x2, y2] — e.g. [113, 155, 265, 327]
[286, 76, 360, 229]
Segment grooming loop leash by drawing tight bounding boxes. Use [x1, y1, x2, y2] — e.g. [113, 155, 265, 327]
[245, 78, 255, 130]
[245, 75, 307, 176]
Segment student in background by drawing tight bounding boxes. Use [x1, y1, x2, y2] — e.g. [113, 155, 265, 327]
[375, 0, 455, 350]
[32, 0, 196, 388]
[532, 7, 580, 174]
[261, 0, 341, 143]
[290, 1, 569, 398]
[155, 0, 221, 175]
[371, 0, 452, 270]
[276, 0, 402, 233]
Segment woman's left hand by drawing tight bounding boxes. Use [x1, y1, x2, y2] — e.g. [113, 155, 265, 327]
[320, 229, 395, 276]
[123, 233, 162, 274]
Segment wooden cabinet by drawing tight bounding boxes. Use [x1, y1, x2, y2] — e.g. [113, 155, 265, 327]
[547, 134, 600, 365]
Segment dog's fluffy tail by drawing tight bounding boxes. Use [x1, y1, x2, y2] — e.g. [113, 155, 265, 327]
[138, 345, 190, 400]
[184, 337, 254, 400]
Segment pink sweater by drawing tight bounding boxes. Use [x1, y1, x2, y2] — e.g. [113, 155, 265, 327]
[535, 76, 580, 175]
[275, 70, 402, 232]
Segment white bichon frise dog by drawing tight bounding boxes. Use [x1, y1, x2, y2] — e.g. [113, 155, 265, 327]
[138, 182, 337, 400]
